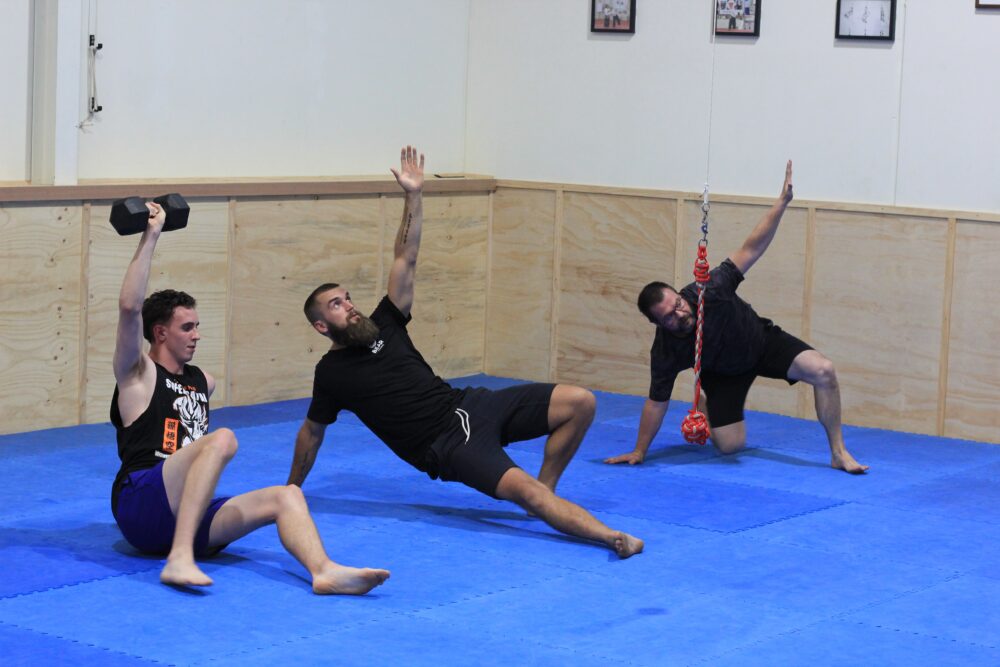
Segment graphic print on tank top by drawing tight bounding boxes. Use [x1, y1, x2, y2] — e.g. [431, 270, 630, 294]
[161, 376, 208, 454]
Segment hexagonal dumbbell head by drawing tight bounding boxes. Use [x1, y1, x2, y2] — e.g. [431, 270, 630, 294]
[109, 196, 150, 235]
[153, 193, 190, 232]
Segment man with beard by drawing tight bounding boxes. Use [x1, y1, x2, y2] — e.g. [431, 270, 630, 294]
[291, 146, 643, 559]
[111, 199, 390, 593]
[604, 161, 868, 474]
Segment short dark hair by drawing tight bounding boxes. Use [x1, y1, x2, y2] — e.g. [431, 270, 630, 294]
[142, 290, 197, 342]
[304, 283, 340, 324]
[637, 281, 674, 324]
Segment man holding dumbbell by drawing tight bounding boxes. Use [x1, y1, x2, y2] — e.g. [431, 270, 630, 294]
[110, 199, 390, 593]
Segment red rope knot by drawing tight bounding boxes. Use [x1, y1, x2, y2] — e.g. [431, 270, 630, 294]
[681, 409, 711, 445]
[693, 244, 711, 284]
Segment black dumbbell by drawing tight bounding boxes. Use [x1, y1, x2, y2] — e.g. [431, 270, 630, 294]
[109, 193, 190, 236]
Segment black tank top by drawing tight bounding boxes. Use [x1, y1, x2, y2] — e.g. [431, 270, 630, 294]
[110, 361, 210, 514]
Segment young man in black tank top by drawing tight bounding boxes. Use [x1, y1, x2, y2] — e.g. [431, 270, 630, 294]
[111, 199, 389, 593]
[291, 146, 643, 559]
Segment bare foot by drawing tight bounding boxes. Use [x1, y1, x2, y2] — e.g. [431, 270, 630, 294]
[612, 532, 644, 559]
[312, 563, 391, 595]
[160, 558, 213, 587]
[832, 451, 869, 474]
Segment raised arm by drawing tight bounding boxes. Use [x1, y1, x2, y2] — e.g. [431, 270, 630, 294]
[604, 398, 669, 465]
[113, 203, 166, 386]
[287, 418, 328, 486]
[386, 145, 425, 318]
[728, 160, 793, 275]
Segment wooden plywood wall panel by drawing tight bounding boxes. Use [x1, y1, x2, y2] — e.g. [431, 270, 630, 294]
[671, 201, 808, 418]
[84, 200, 230, 423]
[229, 196, 382, 406]
[810, 211, 947, 434]
[558, 193, 674, 395]
[381, 194, 489, 380]
[944, 220, 1000, 442]
[487, 188, 555, 381]
[0, 204, 83, 434]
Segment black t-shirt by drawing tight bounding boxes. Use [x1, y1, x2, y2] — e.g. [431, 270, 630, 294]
[110, 362, 210, 513]
[649, 258, 773, 401]
[307, 296, 465, 470]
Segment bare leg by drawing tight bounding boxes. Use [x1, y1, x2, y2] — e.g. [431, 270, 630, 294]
[709, 421, 747, 455]
[537, 385, 596, 492]
[496, 468, 643, 558]
[157, 428, 241, 586]
[702, 390, 747, 454]
[788, 351, 868, 474]
[206, 485, 390, 595]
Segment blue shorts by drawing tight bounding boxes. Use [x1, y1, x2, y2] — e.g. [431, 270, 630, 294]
[114, 461, 231, 557]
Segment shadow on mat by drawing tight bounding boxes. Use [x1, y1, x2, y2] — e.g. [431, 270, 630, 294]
[306, 496, 604, 551]
[590, 444, 826, 470]
[587, 444, 721, 466]
[740, 448, 829, 469]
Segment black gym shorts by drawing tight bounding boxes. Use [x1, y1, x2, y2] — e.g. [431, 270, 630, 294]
[701, 326, 813, 428]
[424, 383, 556, 498]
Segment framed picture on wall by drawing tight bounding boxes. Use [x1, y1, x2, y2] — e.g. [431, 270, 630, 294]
[591, 0, 636, 34]
[836, 0, 896, 40]
[976, 1, 1000, 7]
[715, 0, 761, 37]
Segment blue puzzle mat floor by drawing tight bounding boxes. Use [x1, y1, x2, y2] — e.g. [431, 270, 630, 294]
[1, 374, 998, 666]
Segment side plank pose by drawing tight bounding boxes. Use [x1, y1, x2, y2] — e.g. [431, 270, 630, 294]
[291, 146, 643, 558]
[110, 202, 390, 593]
[605, 161, 868, 475]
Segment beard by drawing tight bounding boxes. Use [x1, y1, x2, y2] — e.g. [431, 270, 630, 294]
[665, 313, 696, 337]
[327, 313, 380, 348]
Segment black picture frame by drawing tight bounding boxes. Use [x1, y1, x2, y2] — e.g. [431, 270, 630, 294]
[591, 0, 636, 34]
[976, 0, 1000, 7]
[714, 0, 761, 37]
[836, 0, 896, 40]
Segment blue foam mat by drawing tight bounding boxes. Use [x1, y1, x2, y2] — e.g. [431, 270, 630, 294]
[1, 374, 998, 666]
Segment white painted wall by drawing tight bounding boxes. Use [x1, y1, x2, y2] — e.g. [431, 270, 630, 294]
[75, 0, 471, 179]
[3, 0, 998, 212]
[895, 3, 1000, 212]
[466, 0, 1000, 213]
[0, 0, 32, 181]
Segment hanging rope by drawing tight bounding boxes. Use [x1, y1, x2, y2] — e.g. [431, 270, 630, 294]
[680, 5, 719, 446]
[680, 185, 712, 445]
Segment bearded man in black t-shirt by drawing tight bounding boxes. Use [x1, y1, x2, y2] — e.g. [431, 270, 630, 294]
[291, 146, 643, 559]
[605, 161, 867, 474]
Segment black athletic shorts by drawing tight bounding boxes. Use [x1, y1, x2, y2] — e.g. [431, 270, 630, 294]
[701, 326, 813, 428]
[424, 383, 556, 498]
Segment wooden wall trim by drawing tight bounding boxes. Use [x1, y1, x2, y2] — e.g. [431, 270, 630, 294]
[376, 195, 388, 300]
[549, 189, 564, 382]
[483, 191, 495, 373]
[0, 176, 496, 203]
[224, 197, 237, 406]
[495, 179, 1000, 223]
[937, 216, 958, 435]
[798, 206, 818, 419]
[77, 203, 91, 423]
[672, 198, 684, 289]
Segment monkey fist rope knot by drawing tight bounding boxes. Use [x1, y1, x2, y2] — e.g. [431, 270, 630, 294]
[693, 243, 710, 283]
[681, 409, 711, 445]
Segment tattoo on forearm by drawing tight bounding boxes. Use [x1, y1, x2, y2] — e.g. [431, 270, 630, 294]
[402, 212, 413, 244]
[291, 453, 312, 484]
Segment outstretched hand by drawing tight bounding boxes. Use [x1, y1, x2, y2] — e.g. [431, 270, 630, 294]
[780, 160, 793, 205]
[390, 145, 425, 193]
